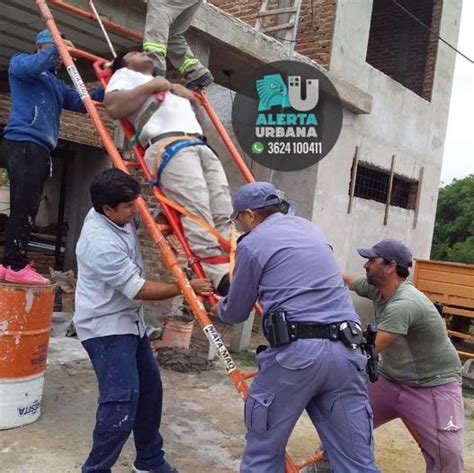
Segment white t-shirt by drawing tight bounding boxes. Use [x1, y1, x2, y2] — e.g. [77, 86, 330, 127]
[106, 68, 203, 144]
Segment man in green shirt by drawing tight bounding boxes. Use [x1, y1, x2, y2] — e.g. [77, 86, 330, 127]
[343, 239, 463, 473]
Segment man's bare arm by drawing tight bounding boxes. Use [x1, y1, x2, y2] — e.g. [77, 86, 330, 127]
[375, 330, 400, 352]
[104, 76, 171, 119]
[134, 278, 213, 301]
[342, 274, 357, 290]
[135, 281, 180, 301]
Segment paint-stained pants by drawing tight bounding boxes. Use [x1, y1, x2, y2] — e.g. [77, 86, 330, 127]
[81, 335, 166, 473]
[144, 0, 205, 74]
[145, 143, 232, 288]
[369, 375, 464, 473]
[242, 339, 380, 473]
[1, 139, 50, 270]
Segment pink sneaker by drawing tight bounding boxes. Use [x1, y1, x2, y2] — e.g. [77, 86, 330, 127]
[0, 264, 8, 280]
[5, 263, 50, 285]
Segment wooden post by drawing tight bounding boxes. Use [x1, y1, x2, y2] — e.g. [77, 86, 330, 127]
[412, 166, 424, 229]
[347, 146, 360, 214]
[384, 155, 395, 225]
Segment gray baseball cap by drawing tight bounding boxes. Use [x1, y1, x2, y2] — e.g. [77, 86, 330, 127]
[357, 239, 413, 269]
[230, 181, 282, 220]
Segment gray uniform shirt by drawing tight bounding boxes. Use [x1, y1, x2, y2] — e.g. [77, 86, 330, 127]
[218, 213, 358, 325]
[73, 209, 146, 341]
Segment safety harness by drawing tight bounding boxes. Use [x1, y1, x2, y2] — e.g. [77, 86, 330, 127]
[146, 133, 234, 266]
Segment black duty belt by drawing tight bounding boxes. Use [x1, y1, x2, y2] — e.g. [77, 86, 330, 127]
[149, 131, 205, 147]
[265, 309, 364, 349]
[287, 322, 341, 341]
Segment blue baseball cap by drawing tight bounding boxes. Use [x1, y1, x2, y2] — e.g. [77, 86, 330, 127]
[230, 181, 283, 220]
[36, 29, 54, 45]
[357, 239, 413, 269]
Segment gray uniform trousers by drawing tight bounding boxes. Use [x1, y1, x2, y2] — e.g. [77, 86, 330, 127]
[145, 143, 232, 287]
[144, 0, 205, 74]
[242, 339, 380, 473]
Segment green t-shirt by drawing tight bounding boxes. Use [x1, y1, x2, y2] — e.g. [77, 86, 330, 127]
[354, 277, 461, 387]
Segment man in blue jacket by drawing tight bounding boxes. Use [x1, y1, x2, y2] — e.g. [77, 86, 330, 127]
[218, 182, 379, 473]
[0, 29, 103, 285]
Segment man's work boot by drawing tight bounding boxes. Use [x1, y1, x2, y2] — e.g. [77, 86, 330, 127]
[301, 459, 331, 472]
[184, 65, 214, 91]
[132, 460, 179, 473]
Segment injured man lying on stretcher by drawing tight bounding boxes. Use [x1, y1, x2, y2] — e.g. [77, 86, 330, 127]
[103, 50, 232, 295]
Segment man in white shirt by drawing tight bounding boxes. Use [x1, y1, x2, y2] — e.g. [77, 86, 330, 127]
[104, 50, 232, 295]
[74, 168, 213, 473]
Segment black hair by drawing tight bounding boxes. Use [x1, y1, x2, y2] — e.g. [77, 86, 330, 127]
[382, 259, 410, 278]
[253, 204, 282, 220]
[110, 49, 136, 73]
[90, 168, 140, 214]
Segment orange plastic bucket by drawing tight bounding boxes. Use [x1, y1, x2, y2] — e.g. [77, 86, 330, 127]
[0, 283, 55, 378]
[161, 318, 194, 349]
[0, 283, 54, 429]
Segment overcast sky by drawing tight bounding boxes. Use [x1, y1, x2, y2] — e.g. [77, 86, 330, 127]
[441, 1, 474, 185]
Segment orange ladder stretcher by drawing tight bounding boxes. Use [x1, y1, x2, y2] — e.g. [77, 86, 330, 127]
[34, 0, 325, 470]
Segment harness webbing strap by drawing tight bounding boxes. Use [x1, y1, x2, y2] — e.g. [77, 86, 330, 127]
[146, 137, 232, 252]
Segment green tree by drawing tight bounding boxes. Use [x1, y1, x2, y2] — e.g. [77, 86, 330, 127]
[431, 174, 474, 263]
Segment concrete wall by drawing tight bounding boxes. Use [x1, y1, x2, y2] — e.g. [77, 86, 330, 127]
[311, 0, 461, 316]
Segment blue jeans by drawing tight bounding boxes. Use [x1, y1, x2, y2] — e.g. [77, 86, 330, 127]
[82, 334, 165, 473]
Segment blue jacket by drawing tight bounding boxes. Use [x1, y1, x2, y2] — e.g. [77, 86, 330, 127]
[4, 46, 104, 151]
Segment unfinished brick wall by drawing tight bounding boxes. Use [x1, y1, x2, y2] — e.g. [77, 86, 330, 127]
[209, 0, 337, 68]
[366, 0, 441, 100]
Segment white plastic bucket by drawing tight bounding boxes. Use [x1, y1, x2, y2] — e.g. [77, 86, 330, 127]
[0, 374, 45, 429]
[0, 186, 10, 216]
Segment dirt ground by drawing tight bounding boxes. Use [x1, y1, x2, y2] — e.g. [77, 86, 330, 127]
[1, 334, 473, 473]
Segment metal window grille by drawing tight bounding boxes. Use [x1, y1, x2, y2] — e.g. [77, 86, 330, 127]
[351, 163, 418, 210]
[353, 165, 389, 204]
[391, 176, 418, 209]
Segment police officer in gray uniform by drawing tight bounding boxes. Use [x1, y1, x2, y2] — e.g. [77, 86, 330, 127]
[218, 182, 379, 473]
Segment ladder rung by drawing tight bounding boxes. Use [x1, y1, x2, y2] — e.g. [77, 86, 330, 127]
[259, 6, 297, 17]
[265, 21, 295, 33]
[124, 161, 140, 168]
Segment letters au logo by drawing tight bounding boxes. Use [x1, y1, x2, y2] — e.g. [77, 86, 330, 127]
[256, 74, 319, 112]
